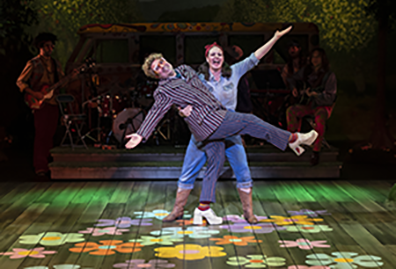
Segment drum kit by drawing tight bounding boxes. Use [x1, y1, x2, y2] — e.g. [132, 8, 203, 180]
[81, 79, 160, 148]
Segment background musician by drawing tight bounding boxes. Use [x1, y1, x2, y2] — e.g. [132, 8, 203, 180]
[286, 47, 337, 166]
[16, 32, 64, 177]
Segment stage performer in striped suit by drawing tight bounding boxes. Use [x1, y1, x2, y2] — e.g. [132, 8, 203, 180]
[125, 32, 318, 225]
[167, 26, 294, 225]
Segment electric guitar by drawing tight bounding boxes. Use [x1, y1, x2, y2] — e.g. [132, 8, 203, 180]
[24, 58, 95, 110]
[293, 81, 325, 106]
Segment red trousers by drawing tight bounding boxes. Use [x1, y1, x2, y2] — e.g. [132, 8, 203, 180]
[286, 104, 333, 152]
[33, 103, 59, 173]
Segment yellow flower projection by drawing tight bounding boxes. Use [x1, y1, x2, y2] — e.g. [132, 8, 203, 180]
[260, 215, 323, 226]
[209, 235, 262, 246]
[154, 244, 226, 260]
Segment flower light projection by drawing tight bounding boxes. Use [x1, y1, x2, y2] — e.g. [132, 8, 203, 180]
[19, 232, 85, 246]
[227, 255, 286, 268]
[0, 248, 56, 259]
[134, 210, 191, 220]
[154, 244, 226, 260]
[279, 238, 330, 250]
[260, 215, 323, 226]
[285, 225, 333, 233]
[223, 215, 268, 223]
[287, 265, 331, 269]
[78, 227, 129, 236]
[219, 223, 286, 234]
[150, 226, 220, 239]
[113, 259, 175, 269]
[69, 240, 142, 256]
[175, 218, 207, 226]
[210, 235, 262, 246]
[129, 235, 183, 246]
[305, 252, 384, 268]
[24, 265, 94, 269]
[94, 217, 152, 228]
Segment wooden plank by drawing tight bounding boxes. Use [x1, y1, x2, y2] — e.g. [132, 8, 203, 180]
[181, 180, 214, 269]
[46, 181, 121, 267]
[216, 181, 267, 268]
[63, 181, 151, 268]
[255, 181, 317, 267]
[303, 181, 386, 268]
[13, 202, 83, 268]
[101, 182, 160, 269]
[281, 180, 375, 267]
[69, 181, 103, 204]
[0, 203, 50, 268]
[0, 179, 395, 269]
[35, 182, 73, 203]
[0, 182, 18, 200]
[331, 181, 396, 245]
[340, 223, 396, 268]
[0, 182, 51, 206]
[124, 182, 186, 269]
[0, 183, 52, 230]
[16, 182, 97, 268]
[109, 181, 135, 204]
[76, 202, 127, 268]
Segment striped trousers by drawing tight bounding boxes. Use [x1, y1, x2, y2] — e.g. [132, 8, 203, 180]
[199, 111, 291, 203]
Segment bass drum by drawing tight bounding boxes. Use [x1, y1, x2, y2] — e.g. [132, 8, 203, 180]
[112, 108, 144, 143]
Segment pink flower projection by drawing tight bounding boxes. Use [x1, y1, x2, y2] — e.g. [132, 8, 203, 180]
[287, 265, 330, 269]
[279, 238, 330, 250]
[0, 247, 56, 259]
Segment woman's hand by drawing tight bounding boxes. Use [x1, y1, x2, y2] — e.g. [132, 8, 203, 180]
[274, 25, 293, 39]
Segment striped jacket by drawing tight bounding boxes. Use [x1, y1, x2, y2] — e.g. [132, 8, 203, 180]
[137, 65, 227, 142]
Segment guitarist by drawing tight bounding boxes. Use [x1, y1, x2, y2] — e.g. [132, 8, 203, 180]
[285, 48, 337, 166]
[16, 32, 64, 177]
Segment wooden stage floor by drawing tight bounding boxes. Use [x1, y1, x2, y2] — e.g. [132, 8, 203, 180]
[0, 180, 395, 269]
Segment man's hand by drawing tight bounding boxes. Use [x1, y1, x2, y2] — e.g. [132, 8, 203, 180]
[306, 88, 318, 97]
[178, 105, 193, 117]
[292, 88, 298, 98]
[274, 25, 293, 39]
[125, 133, 143, 149]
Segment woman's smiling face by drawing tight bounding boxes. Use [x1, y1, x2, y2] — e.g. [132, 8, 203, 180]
[206, 46, 224, 71]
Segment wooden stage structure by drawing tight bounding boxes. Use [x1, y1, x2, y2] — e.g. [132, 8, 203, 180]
[0, 179, 395, 268]
[49, 145, 341, 179]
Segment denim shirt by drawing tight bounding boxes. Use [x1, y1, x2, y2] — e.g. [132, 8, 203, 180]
[198, 53, 259, 111]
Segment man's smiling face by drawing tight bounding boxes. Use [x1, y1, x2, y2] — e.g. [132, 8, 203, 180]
[151, 57, 175, 79]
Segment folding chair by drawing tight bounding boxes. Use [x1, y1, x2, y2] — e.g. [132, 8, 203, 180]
[56, 94, 88, 149]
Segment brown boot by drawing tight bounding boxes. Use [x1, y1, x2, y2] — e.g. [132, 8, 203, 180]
[163, 188, 192, 222]
[237, 188, 258, 224]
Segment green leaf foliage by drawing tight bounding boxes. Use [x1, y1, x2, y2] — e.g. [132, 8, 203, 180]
[216, 0, 377, 52]
[25, 0, 143, 66]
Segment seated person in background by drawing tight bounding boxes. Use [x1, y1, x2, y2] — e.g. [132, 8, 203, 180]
[286, 47, 337, 166]
[281, 40, 306, 88]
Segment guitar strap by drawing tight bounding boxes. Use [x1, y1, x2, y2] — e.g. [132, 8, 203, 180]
[321, 71, 330, 88]
[51, 57, 59, 84]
